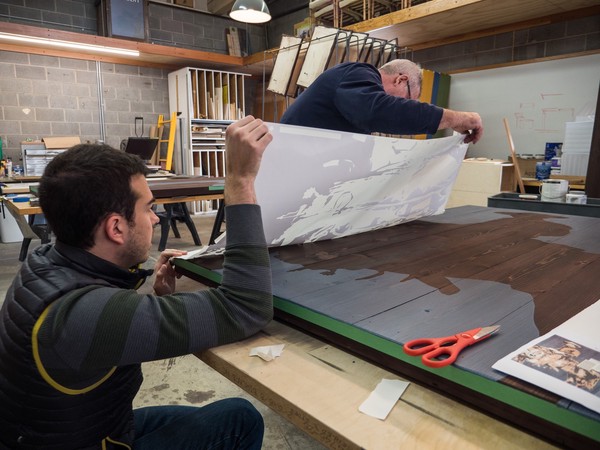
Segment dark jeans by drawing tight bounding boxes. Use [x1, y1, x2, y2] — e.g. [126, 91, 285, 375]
[133, 398, 264, 450]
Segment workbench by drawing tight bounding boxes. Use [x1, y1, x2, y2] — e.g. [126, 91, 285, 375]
[1, 176, 225, 259]
[176, 205, 600, 448]
[198, 320, 553, 449]
[522, 176, 586, 193]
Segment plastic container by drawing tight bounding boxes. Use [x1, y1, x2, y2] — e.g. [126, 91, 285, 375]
[0, 201, 24, 243]
[13, 165, 24, 177]
[535, 161, 552, 180]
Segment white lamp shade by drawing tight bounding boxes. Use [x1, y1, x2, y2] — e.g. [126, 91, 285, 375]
[230, 0, 271, 24]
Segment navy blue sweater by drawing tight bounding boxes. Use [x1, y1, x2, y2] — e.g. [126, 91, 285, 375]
[280, 62, 443, 135]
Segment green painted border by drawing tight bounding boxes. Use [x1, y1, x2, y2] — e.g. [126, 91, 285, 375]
[176, 259, 222, 283]
[174, 259, 600, 443]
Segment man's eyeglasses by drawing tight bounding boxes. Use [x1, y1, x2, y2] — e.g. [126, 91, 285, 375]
[398, 74, 413, 99]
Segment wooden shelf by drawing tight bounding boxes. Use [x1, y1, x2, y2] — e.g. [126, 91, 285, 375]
[0, 21, 248, 72]
[345, 0, 600, 50]
[245, 0, 600, 77]
[523, 176, 586, 191]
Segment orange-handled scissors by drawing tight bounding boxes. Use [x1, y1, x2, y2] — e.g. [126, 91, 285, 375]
[403, 325, 500, 368]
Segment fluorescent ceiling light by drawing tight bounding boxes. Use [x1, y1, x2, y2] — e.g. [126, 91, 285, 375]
[230, 0, 271, 24]
[0, 32, 140, 57]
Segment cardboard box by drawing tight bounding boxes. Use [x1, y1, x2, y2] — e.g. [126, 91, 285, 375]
[511, 156, 544, 178]
[447, 158, 515, 208]
[43, 136, 81, 149]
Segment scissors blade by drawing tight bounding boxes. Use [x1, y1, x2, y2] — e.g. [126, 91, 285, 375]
[472, 325, 500, 341]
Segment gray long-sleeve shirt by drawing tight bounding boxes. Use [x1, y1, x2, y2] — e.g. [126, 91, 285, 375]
[35, 204, 273, 388]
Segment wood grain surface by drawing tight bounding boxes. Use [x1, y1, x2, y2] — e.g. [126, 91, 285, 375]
[179, 206, 600, 447]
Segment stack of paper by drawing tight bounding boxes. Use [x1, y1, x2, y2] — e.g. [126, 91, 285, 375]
[560, 120, 594, 176]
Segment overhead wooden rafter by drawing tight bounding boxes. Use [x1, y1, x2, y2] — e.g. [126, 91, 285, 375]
[310, 0, 430, 28]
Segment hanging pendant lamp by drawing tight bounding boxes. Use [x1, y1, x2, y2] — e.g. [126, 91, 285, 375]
[229, 0, 271, 24]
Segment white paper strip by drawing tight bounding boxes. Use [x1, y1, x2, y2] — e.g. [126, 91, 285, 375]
[359, 378, 409, 420]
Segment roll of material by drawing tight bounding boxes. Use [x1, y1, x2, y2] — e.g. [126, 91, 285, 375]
[540, 179, 569, 202]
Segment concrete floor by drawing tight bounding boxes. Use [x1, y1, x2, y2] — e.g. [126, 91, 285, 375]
[0, 210, 326, 449]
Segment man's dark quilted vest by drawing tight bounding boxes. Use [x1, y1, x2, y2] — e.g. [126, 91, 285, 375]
[0, 244, 143, 449]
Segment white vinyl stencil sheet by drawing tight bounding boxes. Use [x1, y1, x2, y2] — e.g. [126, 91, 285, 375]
[255, 123, 468, 247]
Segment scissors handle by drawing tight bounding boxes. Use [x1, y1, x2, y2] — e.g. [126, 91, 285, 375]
[403, 327, 484, 368]
[403, 337, 457, 356]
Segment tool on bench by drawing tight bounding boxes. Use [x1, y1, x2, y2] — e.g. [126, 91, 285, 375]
[403, 325, 500, 368]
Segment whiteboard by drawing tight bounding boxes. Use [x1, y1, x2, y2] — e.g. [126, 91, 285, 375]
[449, 54, 600, 160]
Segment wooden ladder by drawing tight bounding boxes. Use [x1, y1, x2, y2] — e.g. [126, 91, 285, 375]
[155, 112, 177, 171]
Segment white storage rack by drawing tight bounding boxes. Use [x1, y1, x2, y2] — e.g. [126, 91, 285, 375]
[168, 67, 248, 213]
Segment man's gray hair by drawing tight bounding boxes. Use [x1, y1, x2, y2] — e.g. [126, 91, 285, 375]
[379, 59, 423, 90]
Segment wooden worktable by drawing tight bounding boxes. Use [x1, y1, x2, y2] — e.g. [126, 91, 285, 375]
[3, 193, 224, 218]
[200, 320, 555, 449]
[522, 176, 586, 192]
[2, 175, 225, 259]
[177, 205, 600, 448]
[0, 182, 38, 195]
[3, 198, 41, 216]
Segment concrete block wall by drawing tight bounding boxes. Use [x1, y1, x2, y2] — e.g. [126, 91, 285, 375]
[0, 0, 98, 34]
[412, 14, 600, 73]
[0, 0, 267, 56]
[148, 3, 267, 56]
[0, 0, 268, 161]
[0, 1, 597, 162]
[0, 50, 169, 161]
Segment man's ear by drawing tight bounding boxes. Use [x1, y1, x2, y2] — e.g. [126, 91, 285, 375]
[103, 213, 127, 245]
[392, 73, 406, 87]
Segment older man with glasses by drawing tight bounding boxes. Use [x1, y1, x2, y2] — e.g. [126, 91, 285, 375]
[280, 59, 483, 144]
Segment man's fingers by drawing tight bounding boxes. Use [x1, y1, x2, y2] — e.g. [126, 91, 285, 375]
[241, 118, 272, 147]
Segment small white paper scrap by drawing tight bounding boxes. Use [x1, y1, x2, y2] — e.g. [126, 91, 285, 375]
[249, 344, 285, 362]
[359, 379, 409, 420]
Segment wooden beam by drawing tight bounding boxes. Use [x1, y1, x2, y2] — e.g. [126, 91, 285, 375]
[0, 21, 245, 71]
[503, 118, 526, 194]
